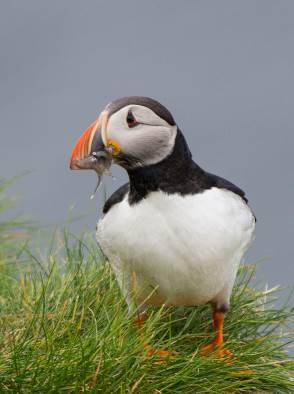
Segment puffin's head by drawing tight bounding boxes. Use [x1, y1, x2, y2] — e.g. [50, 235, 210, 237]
[70, 96, 177, 172]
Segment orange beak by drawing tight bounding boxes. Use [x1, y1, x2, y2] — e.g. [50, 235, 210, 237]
[70, 111, 111, 169]
[70, 117, 101, 168]
[70, 111, 121, 171]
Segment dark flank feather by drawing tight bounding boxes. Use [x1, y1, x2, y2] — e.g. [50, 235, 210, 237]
[103, 183, 129, 214]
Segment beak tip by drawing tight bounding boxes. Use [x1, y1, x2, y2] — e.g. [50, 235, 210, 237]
[69, 159, 78, 170]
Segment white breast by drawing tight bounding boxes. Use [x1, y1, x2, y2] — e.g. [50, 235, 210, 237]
[97, 188, 255, 311]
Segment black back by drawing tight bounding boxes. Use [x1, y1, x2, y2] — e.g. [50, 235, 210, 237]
[103, 129, 251, 214]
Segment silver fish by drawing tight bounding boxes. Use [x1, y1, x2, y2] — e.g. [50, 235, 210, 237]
[70, 151, 113, 199]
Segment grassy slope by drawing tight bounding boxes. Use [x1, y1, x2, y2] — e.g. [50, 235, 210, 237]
[0, 180, 293, 393]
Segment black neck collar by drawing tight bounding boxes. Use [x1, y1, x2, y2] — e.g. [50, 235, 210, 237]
[127, 129, 207, 204]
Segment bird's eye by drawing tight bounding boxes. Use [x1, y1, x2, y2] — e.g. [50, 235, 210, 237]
[126, 110, 138, 128]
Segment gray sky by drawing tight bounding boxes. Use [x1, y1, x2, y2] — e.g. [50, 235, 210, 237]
[1, 1, 293, 293]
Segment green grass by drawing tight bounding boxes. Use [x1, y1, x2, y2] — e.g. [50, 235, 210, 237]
[0, 179, 293, 393]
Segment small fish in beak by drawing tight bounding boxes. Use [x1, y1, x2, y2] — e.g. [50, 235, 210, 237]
[70, 114, 113, 199]
[89, 151, 113, 199]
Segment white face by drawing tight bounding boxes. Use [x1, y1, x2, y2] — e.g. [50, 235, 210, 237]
[106, 105, 177, 167]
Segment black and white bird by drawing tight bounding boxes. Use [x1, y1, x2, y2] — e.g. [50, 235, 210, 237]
[70, 96, 256, 357]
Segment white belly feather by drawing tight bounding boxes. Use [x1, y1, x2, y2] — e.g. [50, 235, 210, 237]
[97, 187, 255, 310]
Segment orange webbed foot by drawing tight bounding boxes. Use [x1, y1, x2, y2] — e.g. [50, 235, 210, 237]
[134, 312, 176, 364]
[143, 343, 176, 364]
[201, 311, 234, 360]
[201, 341, 233, 359]
[144, 343, 175, 358]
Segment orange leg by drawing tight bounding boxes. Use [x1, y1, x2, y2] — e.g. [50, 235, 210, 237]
[134, 312, 174, 359]
[201, 311, 233, 358]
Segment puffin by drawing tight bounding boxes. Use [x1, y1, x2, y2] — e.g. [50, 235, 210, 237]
[70, 96, 256, 358]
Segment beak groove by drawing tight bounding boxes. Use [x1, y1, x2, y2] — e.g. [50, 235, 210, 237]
[100, 111, 109, 147]
[70, 117, 101, 165]
[69, 111, 114, 172]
